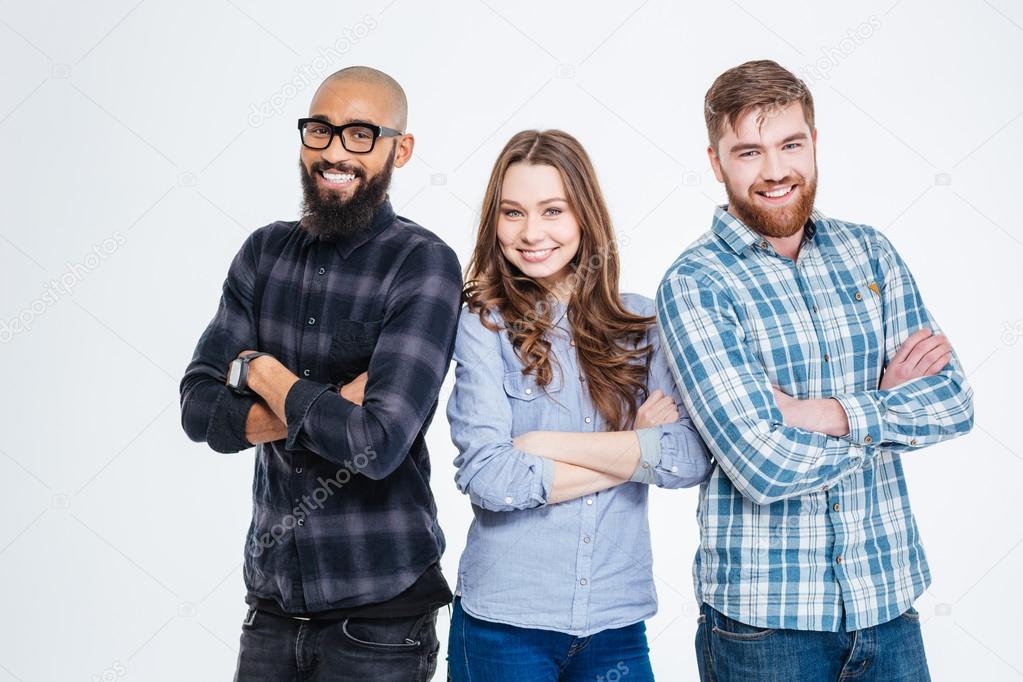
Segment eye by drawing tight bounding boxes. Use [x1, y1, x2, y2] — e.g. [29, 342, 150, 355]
[543, 207, 563, 216]
[739, 150, 760, 158]
[503, 209, 523, 218]
[352, 130, 372, 140]
[782, 142, 801, 150]
[309, 125, 330, 136]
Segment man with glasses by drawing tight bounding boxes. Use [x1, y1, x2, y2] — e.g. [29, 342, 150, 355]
[180, 66, 461, 680]
[656, 60, 974, 680]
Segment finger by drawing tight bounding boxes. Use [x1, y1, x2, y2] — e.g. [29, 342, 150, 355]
[914, 341, 952, 372]
[922, 352, 952, 376]
[904, 335, 946, 370]
[891, 329, 932, 364]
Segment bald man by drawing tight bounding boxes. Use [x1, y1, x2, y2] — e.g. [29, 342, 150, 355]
[180, 66, 462, 680]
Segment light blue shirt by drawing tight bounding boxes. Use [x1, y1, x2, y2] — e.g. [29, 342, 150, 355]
[447, 293, 711, 636]
[657, 207, 974, 631]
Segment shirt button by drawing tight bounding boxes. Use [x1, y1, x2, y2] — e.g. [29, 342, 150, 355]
[504, 496, 513, 504]
[585, 498, 593, 505]
[824, 353, 830, 362]
[584, 417, 592, 424]
[570, 340, 576, 347]
[812, 304, 819, 313]
[318, 267, 326, 275]
[642, 462, 650, 469]
[295, 467, 303, 473]
[832, 503, 840, 512]
[864, 435, 873, 444]
[583, 535, 591, 544]
[671, 465, 679, 473]
[910, 438, 918, 446]
[854, 291, 863, 301]
[524, 388, 533, 395]
[579, 578, 588, 586]
[307, 317, 316, 325]
[835, 555, 844, 565]
[302, 369, 311, 377]
[759, 240, 769, 249]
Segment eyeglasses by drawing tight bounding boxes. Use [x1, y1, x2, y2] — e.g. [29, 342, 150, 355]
[297, 118, 403, 153]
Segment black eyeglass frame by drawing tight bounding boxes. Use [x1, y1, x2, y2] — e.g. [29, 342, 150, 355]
[297, 118, 404, 153]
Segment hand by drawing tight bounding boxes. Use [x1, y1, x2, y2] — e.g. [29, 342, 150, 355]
[635, 389, 680, 430]
[880, 329, 952, 390]
[340, 372, 369, 406]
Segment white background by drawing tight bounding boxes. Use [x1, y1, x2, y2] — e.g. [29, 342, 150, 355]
[1, 1, 1020, 680]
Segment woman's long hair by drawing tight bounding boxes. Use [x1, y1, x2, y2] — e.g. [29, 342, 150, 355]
[464, 129, 654, 431]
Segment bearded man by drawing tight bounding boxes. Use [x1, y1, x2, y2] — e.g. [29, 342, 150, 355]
[180, 66, 461, 681]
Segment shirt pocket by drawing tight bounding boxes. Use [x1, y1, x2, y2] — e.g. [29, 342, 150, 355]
[328, 319, 382, 385]
[502, 370, 565, 435]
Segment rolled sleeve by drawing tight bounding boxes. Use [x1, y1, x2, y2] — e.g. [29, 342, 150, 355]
[283, 379, 341, 451]
[832, 393, 884, 447]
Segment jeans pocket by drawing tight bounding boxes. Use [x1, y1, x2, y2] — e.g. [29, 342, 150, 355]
[341, 611, 435, 653]
[709, 608, 777, 642]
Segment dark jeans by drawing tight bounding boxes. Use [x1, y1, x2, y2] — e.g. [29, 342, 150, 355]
[234, 606, 440, 681]
[447, 597, 654, 681]
[696, 603, 931, 681]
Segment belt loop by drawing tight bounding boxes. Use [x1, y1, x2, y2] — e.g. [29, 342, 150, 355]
[243, 607, 257, 627]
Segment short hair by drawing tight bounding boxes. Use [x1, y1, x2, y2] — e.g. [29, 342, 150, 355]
[704, 60, 814, 152]
[318, 66, 408, 131]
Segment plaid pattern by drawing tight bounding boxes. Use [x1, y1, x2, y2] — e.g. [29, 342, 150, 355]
[180, 200, 463, 613]
[656, 205, 974, 632]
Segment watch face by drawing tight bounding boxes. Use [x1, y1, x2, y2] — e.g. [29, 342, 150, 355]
[228, 360, 242, 387]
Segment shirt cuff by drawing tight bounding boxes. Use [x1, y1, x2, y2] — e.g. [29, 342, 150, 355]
[832, 392, 884, 447]
[539, 456, 555, 502]
[630, 427, 663, 484]
[284, 379, 335, 450]
[208, 388, 257, 453]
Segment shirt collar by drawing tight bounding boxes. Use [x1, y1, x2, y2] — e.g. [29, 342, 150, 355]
[300, 197, 396, 259]
[711, 204, 822, 256]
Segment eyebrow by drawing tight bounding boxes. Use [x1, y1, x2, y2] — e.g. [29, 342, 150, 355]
[729, 132, 809, 154]
[308, 115, 375, 126]
[500, 197, 568, 207]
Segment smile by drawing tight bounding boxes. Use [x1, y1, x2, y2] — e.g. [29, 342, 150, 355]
[755, 184, 798, 204]
[320, 170, 358, 186]
[519, 247, 558, 263]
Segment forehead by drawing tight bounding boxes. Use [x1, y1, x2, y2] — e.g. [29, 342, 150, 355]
[307, 79, 394, 126]
[724, 102, 810, 144]
[501, 163, 565, 200]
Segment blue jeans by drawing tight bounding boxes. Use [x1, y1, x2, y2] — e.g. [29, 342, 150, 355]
[695, 603, 931, 681]
[233, 606, 440, 681]
[447, 597, 654, 681]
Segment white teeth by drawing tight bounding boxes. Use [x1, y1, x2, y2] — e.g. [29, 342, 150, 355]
[322, 171, 356, 184]
[761, 185, 794, 198]
[522, 249, 552, 257]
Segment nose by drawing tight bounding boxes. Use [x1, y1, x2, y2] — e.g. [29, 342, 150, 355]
[319, 133, 354, 165]
[520, 214, 546, 244]
[760, 149, 787, 184]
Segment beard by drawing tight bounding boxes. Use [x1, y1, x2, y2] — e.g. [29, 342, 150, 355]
[299, 148, 396, 240]
[723, 168, 818, 239]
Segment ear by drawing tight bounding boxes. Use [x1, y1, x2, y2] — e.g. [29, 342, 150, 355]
[707, 145, 724, 183]
[393, 133, 415, 169]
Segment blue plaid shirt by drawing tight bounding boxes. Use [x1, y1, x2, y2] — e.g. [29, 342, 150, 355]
[656, 206, 974, 632]
[180, 200, 463, 613]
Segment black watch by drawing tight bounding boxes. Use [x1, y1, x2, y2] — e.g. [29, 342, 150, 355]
[226, 352, 271, 395]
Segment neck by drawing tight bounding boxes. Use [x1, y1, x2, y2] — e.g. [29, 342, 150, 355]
[764, 231, 803, 261]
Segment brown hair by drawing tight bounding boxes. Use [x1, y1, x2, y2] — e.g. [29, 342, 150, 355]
[704, 60, 815, 152]
[463, 130, 653, 431]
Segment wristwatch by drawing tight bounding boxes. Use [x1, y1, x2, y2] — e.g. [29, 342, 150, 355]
[226, 352, 271, 395]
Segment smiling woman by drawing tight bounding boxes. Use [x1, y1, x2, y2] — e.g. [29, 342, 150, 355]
[446, 130, 711, 681]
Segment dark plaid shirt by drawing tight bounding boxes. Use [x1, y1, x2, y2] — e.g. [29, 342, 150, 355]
[180, 199, 462, 613]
